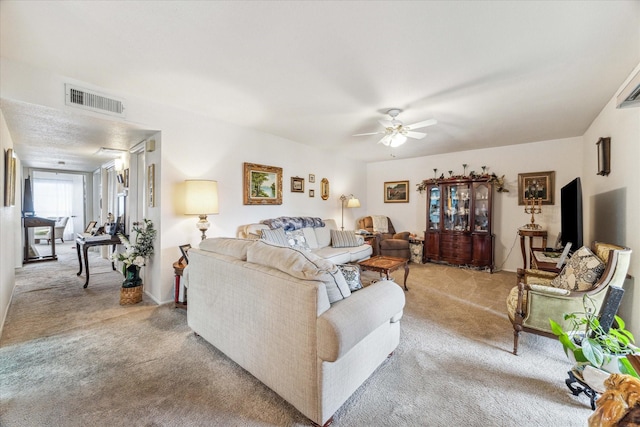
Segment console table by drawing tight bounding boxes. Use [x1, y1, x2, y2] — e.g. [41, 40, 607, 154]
[76, 235, 121, 288]
[518, 228, 547, 269]
[23, 216, 57, 263]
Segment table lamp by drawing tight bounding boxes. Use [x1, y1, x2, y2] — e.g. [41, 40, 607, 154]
[184, 180, 219, 240]
[339, 194, 360, 230]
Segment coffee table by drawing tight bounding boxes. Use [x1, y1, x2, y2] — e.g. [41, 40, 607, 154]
[358, 256, 409, 291]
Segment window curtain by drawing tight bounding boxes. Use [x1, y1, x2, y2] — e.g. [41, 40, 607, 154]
[33, 177, 74, 239]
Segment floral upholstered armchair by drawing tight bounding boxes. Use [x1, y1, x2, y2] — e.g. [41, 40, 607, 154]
[357, 215, 410, 259]
[507, 242, 632, 355]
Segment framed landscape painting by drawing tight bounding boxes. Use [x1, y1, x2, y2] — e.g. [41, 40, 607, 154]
[384, 181, 409, 203]
[243, 162, 283, 205]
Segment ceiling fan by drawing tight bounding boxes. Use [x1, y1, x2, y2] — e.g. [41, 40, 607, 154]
[353, 109, 437, 147]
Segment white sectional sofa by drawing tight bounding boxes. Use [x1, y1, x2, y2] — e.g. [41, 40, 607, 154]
[186, 237, 405, 426]
[238, 218, 372, 263]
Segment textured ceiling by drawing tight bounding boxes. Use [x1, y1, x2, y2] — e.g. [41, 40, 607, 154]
[1, 1, 639, 171]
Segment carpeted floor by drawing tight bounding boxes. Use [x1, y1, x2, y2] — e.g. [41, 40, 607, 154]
[0, 242, 594, 426]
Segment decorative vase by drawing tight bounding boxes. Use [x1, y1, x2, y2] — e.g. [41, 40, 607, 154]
[120, 265, 143, 305]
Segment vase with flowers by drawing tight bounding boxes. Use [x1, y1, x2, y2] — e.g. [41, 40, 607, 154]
[112, 219, 156, 304]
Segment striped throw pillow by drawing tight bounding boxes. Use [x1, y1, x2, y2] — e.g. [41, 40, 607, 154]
[260, 227, 289, 247]
[330, 230, 360, 248]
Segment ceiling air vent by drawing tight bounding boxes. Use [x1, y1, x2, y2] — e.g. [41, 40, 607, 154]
[616, 70, 640, 109]
[65, 84, 126, 118]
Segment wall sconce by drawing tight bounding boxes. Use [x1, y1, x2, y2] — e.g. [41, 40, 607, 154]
[184, 180, 219, 240]
[339, 194, 360, 230]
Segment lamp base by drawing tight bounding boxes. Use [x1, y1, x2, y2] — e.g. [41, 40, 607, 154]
[196, 215, 210, 240]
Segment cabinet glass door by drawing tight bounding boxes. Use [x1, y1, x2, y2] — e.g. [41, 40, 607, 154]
[428, 186, 440, 230]
[444, 184, 470, 231]
[473, 183, 490, 232]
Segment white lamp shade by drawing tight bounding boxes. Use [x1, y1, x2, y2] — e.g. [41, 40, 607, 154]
[390, 134, 407, 147]
[347, 198, 361, 208]
[184, 180, 219, 215]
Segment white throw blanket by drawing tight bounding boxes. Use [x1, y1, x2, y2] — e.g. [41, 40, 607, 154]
[372, 215, 389, 233]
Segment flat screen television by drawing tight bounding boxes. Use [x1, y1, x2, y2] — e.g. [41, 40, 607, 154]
[560, 177, 583, 249]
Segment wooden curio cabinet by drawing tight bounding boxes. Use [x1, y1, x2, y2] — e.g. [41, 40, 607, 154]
[423, 176, 494, 271]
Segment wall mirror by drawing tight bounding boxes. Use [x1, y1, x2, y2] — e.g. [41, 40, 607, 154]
[320, 178, 330, 200]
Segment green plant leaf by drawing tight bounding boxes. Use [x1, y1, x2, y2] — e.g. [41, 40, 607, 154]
[615, 315, 626, 330]
[573, 347, 588, 363]
[618, 358, 639, 379]
[582, 338, 605, 367]
[549, 319, 564, 336]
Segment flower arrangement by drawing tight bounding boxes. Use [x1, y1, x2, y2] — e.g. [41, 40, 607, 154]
[112, 218, 157, 275]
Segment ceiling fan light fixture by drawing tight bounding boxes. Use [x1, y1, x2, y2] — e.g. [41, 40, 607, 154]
[390, 134, 407, 147]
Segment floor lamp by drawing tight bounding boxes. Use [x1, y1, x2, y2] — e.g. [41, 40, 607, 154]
[184, 180, 219, 240]
[339, 194, 360, 230]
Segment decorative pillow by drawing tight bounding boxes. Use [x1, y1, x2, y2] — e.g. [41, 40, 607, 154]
[330, 230, 360, 248]
[285, 229, 311, 252]
[247, 241, 351, 303]
[260, 227, 289, 247]
[338, 264, 362, 291]
[551, 246, 606, 291]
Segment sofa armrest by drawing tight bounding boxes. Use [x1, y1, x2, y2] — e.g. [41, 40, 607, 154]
[317, 280, 405, 362]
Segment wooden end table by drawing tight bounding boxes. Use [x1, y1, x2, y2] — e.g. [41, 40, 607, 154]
[358, 255, 409, 291]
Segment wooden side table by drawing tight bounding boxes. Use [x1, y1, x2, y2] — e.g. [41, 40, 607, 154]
[358, 256, 409, 291]
[174, 256, 187, 309]
[518, 228, 547, 269]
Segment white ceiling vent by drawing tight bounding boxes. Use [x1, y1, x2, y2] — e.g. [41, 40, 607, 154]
[616, 70, 640, 109]
[65, 84, 126, 117]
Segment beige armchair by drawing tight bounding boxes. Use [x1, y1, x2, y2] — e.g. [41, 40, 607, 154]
[507, 242, 632, 355]
[35, 216, 69, 244]
[357, 216, 410, 259]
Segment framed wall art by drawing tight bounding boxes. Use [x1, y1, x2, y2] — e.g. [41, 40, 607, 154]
[243, 162, 283, 205]
[291, 176, 304, 193]
[309, 189, 315, 198]
[320, 178, 329, 200]
[596, 137, 611, 176]
[179, 243, 191, 264]
[148, 164, 155, 207]
[4, 148, 16, 207]
[517, 171, 555, 205]
[384, 180, 409, 203]
[309, 174, 315, 183]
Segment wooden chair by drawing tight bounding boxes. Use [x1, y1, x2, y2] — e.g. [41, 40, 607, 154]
[507, 242, 632, 355]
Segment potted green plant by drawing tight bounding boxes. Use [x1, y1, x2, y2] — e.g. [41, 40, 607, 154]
[549, 294, 639, 378]
[112, 218, 156, 305]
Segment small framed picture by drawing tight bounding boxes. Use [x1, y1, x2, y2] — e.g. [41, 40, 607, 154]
[291, 176, 304, 193]
[309, 174, 315, 183]
[123, 168, 130, 187]
[85, 221, 97, 233]
[384, 181, 409, 203]
[179, 244, 192, 264]
[309, 189, 315, 197]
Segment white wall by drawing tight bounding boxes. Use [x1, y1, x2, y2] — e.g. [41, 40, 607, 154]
[581, 63, 640, 335]
[0, 109, 20, 337]
[366, 137, 583, 272]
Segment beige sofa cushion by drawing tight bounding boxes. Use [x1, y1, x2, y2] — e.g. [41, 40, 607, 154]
[199, 237, 255, 261]
[317, 279, 405, 361]
[247, 240, 351, 303]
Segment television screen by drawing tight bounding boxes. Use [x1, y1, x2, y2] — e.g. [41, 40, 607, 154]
[560, 177, 583, 249]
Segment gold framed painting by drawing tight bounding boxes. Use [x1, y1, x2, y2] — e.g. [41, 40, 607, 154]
[148, 164, 155, 207]
[291, 176, 304, 193]
[517, 171, 555, 205]
[243, 162, 282, 205]
[384, 180, 409, 203]
[4, 148, 16, 207]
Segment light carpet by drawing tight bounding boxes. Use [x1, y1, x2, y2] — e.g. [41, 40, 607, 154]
[0, 242, 594, 426]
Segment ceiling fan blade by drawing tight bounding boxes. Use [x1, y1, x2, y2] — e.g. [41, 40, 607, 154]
[405, 131, 427, 139]
[353, 131, 384, 137]
[405, 119, 437, 130]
